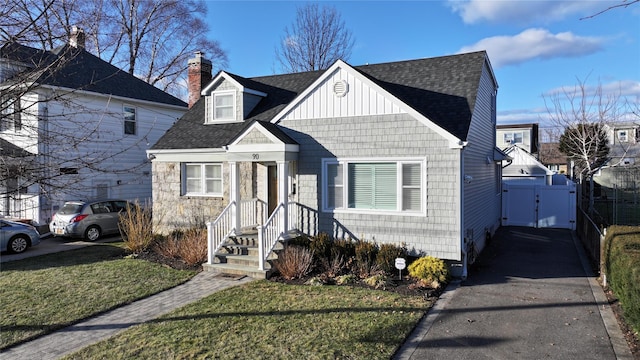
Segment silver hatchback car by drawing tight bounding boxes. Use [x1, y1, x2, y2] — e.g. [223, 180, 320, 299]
[0, 219, 42, 253]
[49, 200, 133, 241]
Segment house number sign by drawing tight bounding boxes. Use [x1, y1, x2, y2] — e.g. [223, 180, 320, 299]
[252, 154, 259, 160]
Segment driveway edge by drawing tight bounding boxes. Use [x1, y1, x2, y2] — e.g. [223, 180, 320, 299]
[571, 231, 633, 360]
[393, 280, 461, 360]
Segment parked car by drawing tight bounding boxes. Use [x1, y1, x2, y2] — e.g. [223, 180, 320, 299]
[0, 219, 41, 253]
[49, 200, 134, 241]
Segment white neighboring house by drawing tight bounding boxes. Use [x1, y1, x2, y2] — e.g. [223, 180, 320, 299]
[0, 32, 187, 225]
[501, 145, 554, 185]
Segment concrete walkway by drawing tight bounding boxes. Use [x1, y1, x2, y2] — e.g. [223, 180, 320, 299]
[1, 271, 253, 360]
[395, 226, 633, 360]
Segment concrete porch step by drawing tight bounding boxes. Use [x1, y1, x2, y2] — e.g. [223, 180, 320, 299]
[202, 262, 269, 279]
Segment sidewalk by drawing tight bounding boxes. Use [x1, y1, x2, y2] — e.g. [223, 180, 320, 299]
[1, 271, 253, 360]
[395, 226, 633, 360]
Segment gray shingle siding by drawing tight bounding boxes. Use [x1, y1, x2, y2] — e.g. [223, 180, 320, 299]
[281, 113, 462, 260]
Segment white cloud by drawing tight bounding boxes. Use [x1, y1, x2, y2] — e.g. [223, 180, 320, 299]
[447, 0, 611, 24]
[544, 79, 640, 101]
[458, 28, 604, 67]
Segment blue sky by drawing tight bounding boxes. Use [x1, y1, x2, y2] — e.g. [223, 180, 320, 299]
[205, 1, 640, 125]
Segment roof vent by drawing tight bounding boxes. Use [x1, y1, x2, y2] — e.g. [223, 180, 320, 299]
[333, 80, 348, 97]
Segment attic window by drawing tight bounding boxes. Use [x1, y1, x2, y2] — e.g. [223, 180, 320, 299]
[333, 80, 348, 97]
[214, 93, 234, 120]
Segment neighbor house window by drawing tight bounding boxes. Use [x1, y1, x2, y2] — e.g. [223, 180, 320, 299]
[213, 92, 235, 121]
[124, 105, 136, 135]
[617, 130, 628, 142]
[504, 132, 523, 144]
[323, 159, 424, 214]
[1, 94, 21, 132]
[182, 163, 223, 196]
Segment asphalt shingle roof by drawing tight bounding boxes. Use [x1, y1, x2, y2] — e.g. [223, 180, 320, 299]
[151, 51, 489, 150]
[1, 42, 187, 108]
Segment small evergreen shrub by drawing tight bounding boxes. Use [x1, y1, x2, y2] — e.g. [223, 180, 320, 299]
[408, 256, 450, 287]
[376, 243, 408, 274]
[354, 240, 379, 277]
[287, 234, 311, 248]
[309, 233, 332, 261]
[274, 245, 314, 280]
[331, 238, 356, 261]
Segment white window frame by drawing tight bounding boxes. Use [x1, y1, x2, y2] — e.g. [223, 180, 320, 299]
[208, 91, 236, 123]
[321, 157, 426, 216]
[504, 131, 523, 144]
[617, 130, 628, 142]
[123, 105, 136, 135]
[181, 163, 223, 197]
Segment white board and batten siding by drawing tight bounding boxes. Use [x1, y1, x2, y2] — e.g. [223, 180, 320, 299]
[502, 182, 577, 230]
[281, 68, 405, 121]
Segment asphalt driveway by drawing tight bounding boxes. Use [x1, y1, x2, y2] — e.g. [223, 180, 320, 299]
[396, 226, 632, 360]
[0, 234, 121, 263]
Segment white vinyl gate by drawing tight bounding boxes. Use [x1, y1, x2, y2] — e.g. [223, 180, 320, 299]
[501, 183, 577, 230]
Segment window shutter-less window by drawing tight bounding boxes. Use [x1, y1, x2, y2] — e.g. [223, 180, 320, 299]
[186, 165, 201, 193]
[327, 163, 343, 209]
[205, 164, 222, 194]
[402, 163, 421, 211]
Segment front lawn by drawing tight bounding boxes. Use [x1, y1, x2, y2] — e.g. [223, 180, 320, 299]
[0, 243, 197, 349]
[63, 280, 429, 359]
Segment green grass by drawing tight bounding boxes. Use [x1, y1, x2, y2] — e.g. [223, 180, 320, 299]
[63, 281, 430, 359]
[0, 243, 196, 349]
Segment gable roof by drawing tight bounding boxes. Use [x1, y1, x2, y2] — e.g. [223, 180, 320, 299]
[1, 42, 187, 108]
[0, 138, 34, 157]
[151, 51, 491, 150]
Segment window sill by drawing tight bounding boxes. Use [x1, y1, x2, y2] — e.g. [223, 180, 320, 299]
[322, 208, 426, 217]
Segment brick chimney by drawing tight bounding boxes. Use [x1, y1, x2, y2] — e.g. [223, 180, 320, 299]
[69, 26, 85, 49]
[188, 51, 212, 108]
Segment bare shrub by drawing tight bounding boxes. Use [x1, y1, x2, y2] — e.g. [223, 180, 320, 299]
[354, 240, 379, 278]
[154, 228, 207, 266]
[275, 245, 314, 280]
[119, 201, 154, 254]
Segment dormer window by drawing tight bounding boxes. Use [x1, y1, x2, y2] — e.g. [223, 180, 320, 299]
[212, 91, 235, 122]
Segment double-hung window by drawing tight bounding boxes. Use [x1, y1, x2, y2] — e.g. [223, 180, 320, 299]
[124, 105, 136, 135]
[182, 163, 223, 196]
[1, 94, 21, 132]
[324, 159, 424, 214]
[213, 92, 235, 121]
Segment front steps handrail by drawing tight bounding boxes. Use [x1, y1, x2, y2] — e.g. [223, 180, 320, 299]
[257, 203, 285, 271]
[206, 201, 236, 265]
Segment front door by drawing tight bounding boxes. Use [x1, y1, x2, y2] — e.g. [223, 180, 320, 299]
[267, 165, 278, 214]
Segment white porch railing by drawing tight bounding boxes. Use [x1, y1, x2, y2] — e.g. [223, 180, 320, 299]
[207, 200, 306, 271]
[240, 198, 267, 228]
[258, 203, 285, 271]
[206, 201, 236, 265]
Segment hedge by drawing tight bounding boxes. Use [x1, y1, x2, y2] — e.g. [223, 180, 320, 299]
[603, 225, 640, 335]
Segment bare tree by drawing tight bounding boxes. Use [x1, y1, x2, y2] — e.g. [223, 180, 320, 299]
[1, 2, 190, 222]
[276, 3, 354, 73]
[544, 78, 634, 212]
[1, 0, 227, 98]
